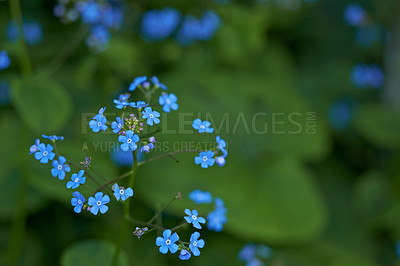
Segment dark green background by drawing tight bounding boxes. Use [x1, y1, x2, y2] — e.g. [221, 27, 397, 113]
[1, 0, 400, 265]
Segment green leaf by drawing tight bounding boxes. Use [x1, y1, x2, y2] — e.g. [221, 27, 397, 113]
[61, 240, 128, 266]
[11, 75, 73, 134]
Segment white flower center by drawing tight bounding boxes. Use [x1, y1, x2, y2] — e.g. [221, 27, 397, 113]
[165, 239, 171, 245]
[97, 122, 101, 127]
[119, 189, 124, 195]
[74, 178, 79, 183]
[78, 200, 82, 204]
[149, 114, 154, 118]
[193, 241, 197, 246]
[57, 165, 63, 170]
[192, 215, 197, 220]
[166, 99, 171, 104]
[200, 125, 205, 129]
[118, 124, 121, 128]
[127, 139, 132, 143]
[97, 201, 101, 206]
[202, 156, 208, 162]
[43, 151, 48, 156]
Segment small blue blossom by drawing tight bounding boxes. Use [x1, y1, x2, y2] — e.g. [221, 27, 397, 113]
[179, 249, 191, 260]
[113, 99, 129, 109]
[42, 134, 64, 141]
[141, 143, 155, 153]
[150, 76, 168, 90]
[214, 198, 227, 213]
[351, 63, 384, 89]
[112, 183, 134, 201]
[189, 232, 205, 256]
[51, 156, 71, 180]
[0, 51, 10, 71]
[129, 76, 147, 91]
[216, 135, 226, 151]
[343, 4, 367, 27]
[207, 209, 227, 232]
[7, 20, 43, 46]
[71, 191, 86, 213]
[119, 93, 130, 101]
[89, 108, 108, 132]
[184, 209, 206, 229]
[88, 192, 110, 215]
[86, 25, 110, 52]
[77, 0, 102, 24]
[159, 93, 178, 113]
[118, 130, 139, 151]
[142, 107, 161, 126]
[66, 170, 86, 189]
[247, 259, 265, 266]
[195, 151, 215, 168]
[215, 156, 226, 167]
[141, 8, 181, 42]
[192, 119, 214, 133]
[149, 136, 156, 143]
[189, 190, 213, 204]
[133, 227, 148, 239]
[155, 229, 179, 254]
[134, 101, 149, 109]
[34, 143, 55, 163]
[29, 139, 41, 154]
[328, 98, 358, 131]
[112, 117, 124, 133]
[238, 243, 257, 262]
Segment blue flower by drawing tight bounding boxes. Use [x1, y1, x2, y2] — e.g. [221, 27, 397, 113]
[328, 98, 357, 131]
[118, 130, 139, 151]
[141, 8, 181, 42]
[343, 4, 366, 27]
[142, 107, 161, 126]
[155, 229, 179, 254]
[118, 93, 130, 102]
[113, 99, 129, 109]
[7, 20, 43, 46]
[238, 243, 257, 262]
[112, 183, 134, 201]
[102, 5, 123, 31]
[351, 63, 384, 89]
[134, 101, 149, 109]
[86, 25, 110, 52]
[215, 156, 226, 167]
[216, 135, 226, 151]
[207, 209, 227, 232]
[66, 170, 86, 189]
[71, 191, 86, 213]
[129, 76, 147, 91]
[42, 134, 64, 141]
[89, 113, 108, 132]
[179, 249, 191, 260]
[29, 139, 41, 154]
[34, 143, 55, 163]
[189, 190, 213, 204]
[51, 156, 71, 180]
[214, 197, 227, 213]
[112, 117, 124, 133]
[192, 119, 214, 133]
[150, 76, 168, 90]
[88, 192, 110, 215]
[184, 209, 206, 229]
[195, 151, 215, 168]
[0, 51, 10, 71]
[77, 0, 102, 24]
[159, 93, 178, 113]
[141, 143, 155, 153]
[247, 259, 265, 266]
[189, 232, 205, 256]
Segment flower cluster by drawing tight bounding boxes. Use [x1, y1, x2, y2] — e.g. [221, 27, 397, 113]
[351, 63, 384, 89]
[238, 243, 272, 266]
[6, 20, 43, 46]
[192, 119, 228, 168]
[0, 51, 10, 71]
[53, 0, 123, 52]
[140, 8, 221, 45]
[189, 190, 228, 232]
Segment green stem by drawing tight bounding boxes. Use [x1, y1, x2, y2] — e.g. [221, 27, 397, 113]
[89, 166, 108, 182]
[138, 150, 202, 166]
[9, 0, 32, 78]
[112, 151, 138, 266]
[126, 216, 164, 231]
[147, 196, 176, 225]
[93, 169, 133, 195]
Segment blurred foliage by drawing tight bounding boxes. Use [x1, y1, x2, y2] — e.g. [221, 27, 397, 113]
[1, 0, 400, 265]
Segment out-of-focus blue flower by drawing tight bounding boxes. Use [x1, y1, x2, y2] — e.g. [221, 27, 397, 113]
[184, 209, 206, 229]
[29, 139, 41, 154]
[150, 76, 168, 90]
[247, 259, 265, 266]
[51, 156, 71, 180]
[77, 0, 103, 24]
[118, 130, 139, 151]
[141, 143, 155, 153]
[67, 170, 86, 189]
[175, 11, 221, 45]
[34, 143, 55, 163]
[133, 101, 149, 109]
[214, 197, 227, 213]
[141, 8, 181, 42]
[0, 81, 11, 105]
[142, 107, 161, 126]
[0, 51, 10, 71]
[356, 24, 383, 47]
[113, 99, 129, 109]
[6, 20, 43, 46]
[102, 5, 124, 31]
[343, 4, 367, 27]
[257, 245, 272, 259]
[42, 134, 64, 141]
[112, 183, 134, 201]
[159, 93, 178, 113]
[155, 229, 179, 254]
[238, 243, 271, 265]
[179, 249, 191, 260]
[88, 191, 110, 215]
[111, 148, 133, 167]
[189, 190, 213, 204]
[189, 232, 205, 256]
[71, 191, 86, 213]
[129, 76, 147, 91]
[207, 209, 227, 232]
[112, 117, 124, 133]
[86, 25, 110, 52]
[192, 119, 214, 133]
[239, 243, 257, 262]
[328, 98, 357, 131]
[351, 63, 384, 89]
[195, 151, 215, 168]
